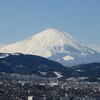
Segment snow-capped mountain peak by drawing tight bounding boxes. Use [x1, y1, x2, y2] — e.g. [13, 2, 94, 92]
[0, 29, 99, 66]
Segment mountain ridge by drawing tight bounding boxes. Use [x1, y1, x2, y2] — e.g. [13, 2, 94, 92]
[0, 53, 100, 80]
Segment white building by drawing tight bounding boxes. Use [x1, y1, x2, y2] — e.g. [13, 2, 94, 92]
[28, 96, 33, 100]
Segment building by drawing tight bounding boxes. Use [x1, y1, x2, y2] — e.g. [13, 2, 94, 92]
[28, 96, 33, 100]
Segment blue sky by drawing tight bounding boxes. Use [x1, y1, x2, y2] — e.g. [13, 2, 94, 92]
[0, 0, 100, 51]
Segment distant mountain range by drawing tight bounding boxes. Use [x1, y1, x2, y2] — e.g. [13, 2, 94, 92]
[0, 53, 100, 80]
[0, 29, 100, 66]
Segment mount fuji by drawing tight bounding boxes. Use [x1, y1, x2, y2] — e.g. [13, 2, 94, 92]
[0, 29, 99, 66]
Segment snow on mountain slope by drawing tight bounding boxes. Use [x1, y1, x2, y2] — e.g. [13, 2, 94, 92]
[63, 55, 74, 61]
[0, 29, 99, 66]
[0, 53, 9, 58]
[53, 71, 63, 78]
